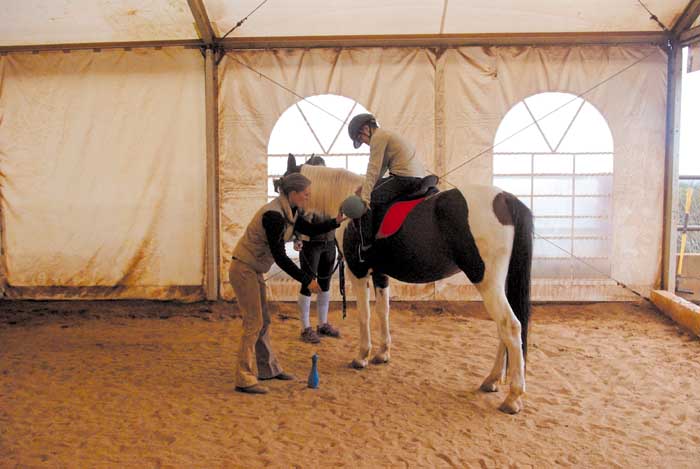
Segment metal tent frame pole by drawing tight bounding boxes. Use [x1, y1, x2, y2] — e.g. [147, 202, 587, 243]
[0, 32, 674, 55]
[672, 0, 700, 37]
[187, 0, 220, 300]
[218, 31, 669, 50]
[661, 43, 683, 292]
[203, 47, 220, 301]
[661, 0, 700, 291]
[680, 25, 700, 45]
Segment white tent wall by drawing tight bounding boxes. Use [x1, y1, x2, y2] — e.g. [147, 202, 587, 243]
[437, 45, 667, 301]
[0, 48, 207, 300]
[218, 44, 667, 302]
[217, 48, 436, 300]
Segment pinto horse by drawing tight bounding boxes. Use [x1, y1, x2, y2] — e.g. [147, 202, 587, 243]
[286, 155, 533, 414]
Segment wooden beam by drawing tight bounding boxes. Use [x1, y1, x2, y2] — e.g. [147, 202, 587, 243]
[680, 24, 700, 45]
[661, 43, 683, 292]
[187, 0, 216, 45]
[650, 290, 700, 337]
[220, 31, 669, 50]
[0, 39, 202, 54]
[204, 48, 220, 300]
[672, 0, 700, 36]
[0, 31, 670, 54]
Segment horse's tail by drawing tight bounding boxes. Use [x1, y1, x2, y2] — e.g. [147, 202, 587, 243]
[505, 193, 533, 361]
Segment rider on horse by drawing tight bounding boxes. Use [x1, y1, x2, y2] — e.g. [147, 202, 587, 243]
[347, 114, 426, 252]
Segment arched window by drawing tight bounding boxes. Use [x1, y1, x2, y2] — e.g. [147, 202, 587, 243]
[267, 94, 371, 202]
[267, 94, 372, 262]
[493, 92, 614, 279]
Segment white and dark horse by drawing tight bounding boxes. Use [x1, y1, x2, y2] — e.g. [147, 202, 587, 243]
[286, 155, 533, 414]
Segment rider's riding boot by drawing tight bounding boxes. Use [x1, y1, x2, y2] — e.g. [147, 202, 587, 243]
[362, 208, 376, 243]
[361, 230, 374, 252]
[356, 212, 375, 264]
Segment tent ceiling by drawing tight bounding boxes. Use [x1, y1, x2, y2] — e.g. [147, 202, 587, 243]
[0, 0, 697, 47]
[208, 0, 687, 37]
[0, 0, 198, 46]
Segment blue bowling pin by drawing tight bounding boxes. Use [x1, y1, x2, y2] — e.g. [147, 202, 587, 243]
[307, 353, 320, 389]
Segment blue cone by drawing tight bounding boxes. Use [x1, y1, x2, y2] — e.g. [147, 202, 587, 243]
[307, 353, 320, 389]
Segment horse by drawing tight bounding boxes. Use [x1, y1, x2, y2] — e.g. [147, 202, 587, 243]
[285, 154, 533, 414]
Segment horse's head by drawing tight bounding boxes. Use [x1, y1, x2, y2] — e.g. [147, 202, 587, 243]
[283, 153, 302, 176]
[306, 155, 326, 167]
[274, 153, 307, 194]
[283, 153, 325, 177]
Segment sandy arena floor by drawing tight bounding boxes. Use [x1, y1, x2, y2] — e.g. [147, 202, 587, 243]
[1, 300, 699, 468]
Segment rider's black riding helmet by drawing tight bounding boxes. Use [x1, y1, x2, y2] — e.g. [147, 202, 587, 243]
[348, 113, 378, 149]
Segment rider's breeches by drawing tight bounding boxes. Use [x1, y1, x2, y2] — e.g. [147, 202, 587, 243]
[299, 240, 336, 295]
[370, 175, 423, 234]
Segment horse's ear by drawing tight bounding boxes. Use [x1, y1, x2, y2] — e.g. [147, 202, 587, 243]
[287, 153, 299, 173]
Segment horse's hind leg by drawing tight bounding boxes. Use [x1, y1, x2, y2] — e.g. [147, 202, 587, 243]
[477, 281, 526, 414]
[479, 341, 507, 392]
[371, 272, 391, 365]
[350, 272, 372, 369]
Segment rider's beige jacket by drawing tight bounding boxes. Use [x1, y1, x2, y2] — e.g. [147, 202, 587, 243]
[360, 128, 425, 204]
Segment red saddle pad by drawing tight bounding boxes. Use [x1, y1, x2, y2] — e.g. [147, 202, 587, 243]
[377, 197, 427, 239]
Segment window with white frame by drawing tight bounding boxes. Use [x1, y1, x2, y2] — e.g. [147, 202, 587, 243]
[267, 94, 371, 261]
[493, 92, 614, 280]
[268, 94, 371, 202]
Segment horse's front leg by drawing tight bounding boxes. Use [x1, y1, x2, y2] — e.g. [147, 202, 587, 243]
[350, 272, 372, 369]
[371, 272, 391, 364]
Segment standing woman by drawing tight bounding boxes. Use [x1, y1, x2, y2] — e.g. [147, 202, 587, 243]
[230, 173, 344, 394]
[295, 156, 341, 344]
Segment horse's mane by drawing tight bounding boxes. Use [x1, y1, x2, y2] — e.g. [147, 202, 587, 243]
[301, 165, 364, 217]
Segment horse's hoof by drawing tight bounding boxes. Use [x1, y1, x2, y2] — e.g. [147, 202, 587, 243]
[371, 354, 389, 365]
[479, 381, 499, 393]
[498, 397, 523, 415]
[350, 359, 368, 369]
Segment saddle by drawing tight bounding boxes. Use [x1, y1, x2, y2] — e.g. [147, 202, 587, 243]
[397, 175, 439, 202]
[377, 175, 439, 239]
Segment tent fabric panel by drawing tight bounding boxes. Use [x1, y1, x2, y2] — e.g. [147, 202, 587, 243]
[0, 0, 691, 47]
[206, 0, 444, 37]
[0, 0, 198, 46]
[217, 47, 436, 300]
[443, 1, 685, 33]
[217, 44, 666, 301]
[205, 0, 688, 38]
[0, 48, 206, 299]
[439, 45, 667, 299]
